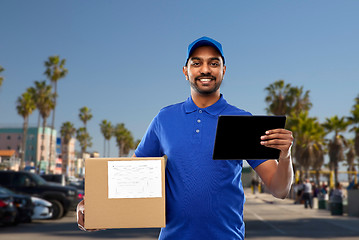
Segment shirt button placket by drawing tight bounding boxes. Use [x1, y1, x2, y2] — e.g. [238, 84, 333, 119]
[195, 110, 202, 137]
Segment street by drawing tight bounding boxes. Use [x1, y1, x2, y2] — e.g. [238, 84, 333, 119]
[244, 190, 359, 240]
[1, 189, 359, 240]
[0, 212, 160, 240]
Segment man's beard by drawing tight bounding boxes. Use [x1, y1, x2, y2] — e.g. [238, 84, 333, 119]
[190, 74, 222, 95]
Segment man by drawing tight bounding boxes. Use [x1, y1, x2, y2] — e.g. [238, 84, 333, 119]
[77, 36, 294, 239]
[302, 179, 313, 209]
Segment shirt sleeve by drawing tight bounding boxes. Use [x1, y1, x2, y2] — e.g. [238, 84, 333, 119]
[135, 115, 163, 157]
[246, 159, 268, 169]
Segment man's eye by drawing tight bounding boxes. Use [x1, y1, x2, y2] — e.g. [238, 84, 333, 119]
[211, 62, 219, 66]
[191, 62, 200, 66]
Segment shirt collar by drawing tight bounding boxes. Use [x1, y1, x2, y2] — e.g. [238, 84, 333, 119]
[184, 94, 228, 116]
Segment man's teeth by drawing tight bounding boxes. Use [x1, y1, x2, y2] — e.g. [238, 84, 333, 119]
[199, 79, 211, 82]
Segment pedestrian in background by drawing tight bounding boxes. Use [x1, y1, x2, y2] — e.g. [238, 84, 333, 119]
[293, 181, 303, 204]
[330, 182, 344, 202]
[302, 178, 313, 209]
[251, 178, 259, 194]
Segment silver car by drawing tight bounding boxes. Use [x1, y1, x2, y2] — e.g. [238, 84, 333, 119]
[31, 197, 53, 220]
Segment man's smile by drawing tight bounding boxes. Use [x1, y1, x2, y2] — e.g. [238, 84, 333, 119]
[196, 76, 216, 83]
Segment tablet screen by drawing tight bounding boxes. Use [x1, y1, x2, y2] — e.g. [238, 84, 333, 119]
[213, 115, 286, 160]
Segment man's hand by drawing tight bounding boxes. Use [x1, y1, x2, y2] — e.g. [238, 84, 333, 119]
[260, 128, 293, 160]
[77, 200, 86, 231]
[77, 199, 105, 232]
[255, 128, 294, 199]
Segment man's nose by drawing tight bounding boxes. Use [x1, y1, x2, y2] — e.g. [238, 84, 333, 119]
[200, 63, 211, 74]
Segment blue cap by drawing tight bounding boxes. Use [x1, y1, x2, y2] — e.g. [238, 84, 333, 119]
[185, 36, 225, 65]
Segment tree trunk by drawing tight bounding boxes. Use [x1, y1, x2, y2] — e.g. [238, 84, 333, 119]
[334, 163, 339, 185]
[304, 168, 309, 179]
[118, 142, 125, 157]
[103, 139, 106, 157]
[62, 141, 70, 176]
[348, 167, 352, 184]
[47, 127, 54, 173]
[355, 133, 359, 158]
[48, 82, 57, 173]
[20, 117, 29, 170]
[315, 170, 320, 185]
[38, 118, 47, 174]
[37, 112, 41, 129]
[108, 140, 110, 157]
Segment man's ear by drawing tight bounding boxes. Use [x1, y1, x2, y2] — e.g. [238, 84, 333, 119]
[183, 66, 189, 80]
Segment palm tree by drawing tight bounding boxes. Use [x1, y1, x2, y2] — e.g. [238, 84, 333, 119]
[309, 143, 326, 185]
[27, 86, 41, 129]
[323, 115, 350, 184]
[78, 107, 92, 160]
[113, 123, 134, 157]
[264, 80, 312, 130]
[100, 120, 113, 157]
[76, 127, 92, 158]
[286, 86, 312, 117]
[347, 94, 359, 161]
[16, 90, 36, 170]
[30, 81, 55, 173]
[44, 56, 68, 170]
[123, 133, 135, 157]
[290, 111, 325, 181]
[0, 65, 4, 89]
[79, 106, 92, 130]
[60, 121, 76, 176]
[345, 139, 356, 183]
[265, 80, 292, 116]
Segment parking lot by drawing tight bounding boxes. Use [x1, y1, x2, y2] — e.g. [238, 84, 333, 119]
[0, 172, 83, 226]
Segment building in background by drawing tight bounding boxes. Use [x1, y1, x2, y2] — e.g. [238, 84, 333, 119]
[0, 149, 20, 170]
[54, 137, 62, 174]
[0, 127, 56, 173]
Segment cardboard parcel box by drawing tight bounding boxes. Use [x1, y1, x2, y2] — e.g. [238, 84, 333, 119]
[85, 157, 166, 229]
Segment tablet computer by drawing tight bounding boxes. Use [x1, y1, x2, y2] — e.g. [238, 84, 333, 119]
[212, 115, 286, 160]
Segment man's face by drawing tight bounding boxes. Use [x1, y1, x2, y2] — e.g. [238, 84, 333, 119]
[183, 46, 226, 95]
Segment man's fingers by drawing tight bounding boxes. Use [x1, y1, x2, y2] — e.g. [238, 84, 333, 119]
[260, 128, 293, 159]
[260, 139, 290, 146]
[77, 200, 86, 231]
[261, 134, 292, 140]
[260, 129, 293, 144]
[78, 223, 87, 231]
[265, 128, 292, 134]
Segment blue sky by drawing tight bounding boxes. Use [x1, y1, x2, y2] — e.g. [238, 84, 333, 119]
[0, 0, 358, 158]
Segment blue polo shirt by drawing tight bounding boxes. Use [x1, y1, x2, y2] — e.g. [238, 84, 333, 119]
[135, 95, 267, 240]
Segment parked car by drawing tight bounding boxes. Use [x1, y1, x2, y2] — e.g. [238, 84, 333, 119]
[31, 196, 52, 220]
[41, 174, 67, 186]
[42, 174, 84, 202]
[0, 190, 17, 226]
[69, 179, 84, 190]
[0, 186, 33, 224]
[0, 171, 78, 219]
[68, 179, 84, 201]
